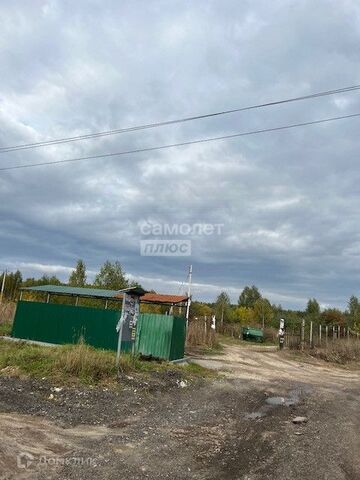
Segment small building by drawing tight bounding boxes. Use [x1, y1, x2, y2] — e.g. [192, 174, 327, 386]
[11, 285, 188, 360]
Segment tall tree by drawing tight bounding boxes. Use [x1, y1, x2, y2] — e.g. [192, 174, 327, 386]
[214, 291, 231, 326]
[348, 295, 360, 330]
[321, 308, 345, 326]
[253, 298, 274, 329]
[233, 306, 255, 326]
[348, 295, 359, 317]
[94, 261, 129, 290]
[190, 301, 213, 318]
[238, 285, 261, 308]
[0, 270, 22, 300]
[22, 275, 61, 287]
[69, 259, 87, 287]
[306, 298, 320, 316]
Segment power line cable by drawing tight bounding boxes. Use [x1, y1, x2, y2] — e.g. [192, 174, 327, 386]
[1, 112, 359, 172]
[1, 84, 360, 154]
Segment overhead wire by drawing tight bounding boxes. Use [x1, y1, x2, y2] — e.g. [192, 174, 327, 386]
[0, 84, 360, 153]
[1, 112, 359, 172]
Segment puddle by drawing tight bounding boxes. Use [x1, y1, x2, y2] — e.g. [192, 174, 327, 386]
[245, 390, 301, 421]
[244, 411, 265, 420]
[266, 396, 286, 406]
[266, 393, 300, 407]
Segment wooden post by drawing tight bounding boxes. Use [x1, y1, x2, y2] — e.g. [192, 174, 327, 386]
[333, 325, 335, 339]
[319, 324, 322, 346]
[105, 299, 108, 309]
[0, 270, 6, 305]
[46, 293, 50, 304]
[301, 318, 305, 350]
[204, 315, 207, 338]
[347, 326, 350, 341]
[75, 296, 79, 306]
[325, 325, 328, 347]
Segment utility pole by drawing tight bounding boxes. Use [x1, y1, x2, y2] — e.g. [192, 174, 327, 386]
[0, 270, 7, 305]
[185, 265, 192, 328]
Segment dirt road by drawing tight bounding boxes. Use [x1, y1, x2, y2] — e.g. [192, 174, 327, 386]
[0, 344, 359, 479]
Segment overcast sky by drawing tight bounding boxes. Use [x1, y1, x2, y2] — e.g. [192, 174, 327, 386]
[1, 0, 360, 309]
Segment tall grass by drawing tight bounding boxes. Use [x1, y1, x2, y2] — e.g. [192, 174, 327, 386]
[186, 319, 219, 350]
[0, 339, 211, 384]
[54, 343, 118, 381]
[0, 340, 118, 382]
[0, 302, 15, 335]
[311, 338, 360, 364]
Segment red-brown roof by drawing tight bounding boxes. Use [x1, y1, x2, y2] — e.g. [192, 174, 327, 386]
[113, 292, 188, 305]
[140, 293, 189, 305]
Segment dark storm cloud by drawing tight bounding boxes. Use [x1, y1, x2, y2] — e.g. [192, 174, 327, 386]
[1, 0, 360, 308]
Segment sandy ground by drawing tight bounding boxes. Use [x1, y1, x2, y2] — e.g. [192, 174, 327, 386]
[0, 344, 359, 480]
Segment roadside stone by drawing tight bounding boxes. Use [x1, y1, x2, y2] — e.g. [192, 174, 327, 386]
[292, 416, 308, 424]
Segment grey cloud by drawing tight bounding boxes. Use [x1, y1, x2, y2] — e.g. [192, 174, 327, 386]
[1, 0, 360, 309]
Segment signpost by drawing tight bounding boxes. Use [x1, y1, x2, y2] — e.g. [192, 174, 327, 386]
[116, 291, 140, 368]
[279, 318, 285, 350]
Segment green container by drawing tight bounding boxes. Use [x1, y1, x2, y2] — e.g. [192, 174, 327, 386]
[11, 300, 132, 352]
[242, 327, 264, 343]
[136, 313, 186, 361]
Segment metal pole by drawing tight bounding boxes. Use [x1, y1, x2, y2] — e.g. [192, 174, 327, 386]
[0, 270, 7, 304]
[116, 294, 126, 368]
[105, 299, 108, 309]
[319, 324, 322, 346]
[46, 293, 50, 304]
[310, 321, 313, 348]
[185, 265, 192, 329]
[75, 296, 79, 306]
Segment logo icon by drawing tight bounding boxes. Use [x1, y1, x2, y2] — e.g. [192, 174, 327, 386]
[17, 452, 34, 469]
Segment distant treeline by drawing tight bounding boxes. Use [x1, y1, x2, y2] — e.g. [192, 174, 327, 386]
[1, 264, 360, 331]
[0, 260, 139, 301]
[0, 260, 163, 314]
[191, 286, 360, 333]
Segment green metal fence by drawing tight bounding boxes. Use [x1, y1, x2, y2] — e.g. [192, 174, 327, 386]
[11, 300, 132, 352]
[11, 301, 186, 360]
[136, 313, 186, 361]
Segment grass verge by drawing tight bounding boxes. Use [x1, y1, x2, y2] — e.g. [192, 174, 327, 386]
[0, 322, 12, 336]
[0, 339, 213, 386]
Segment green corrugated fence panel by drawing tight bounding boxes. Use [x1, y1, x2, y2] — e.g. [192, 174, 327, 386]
[136, 313, 185, 361]
[169, 316, 186, 360]
[11, 301, 128, 351]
